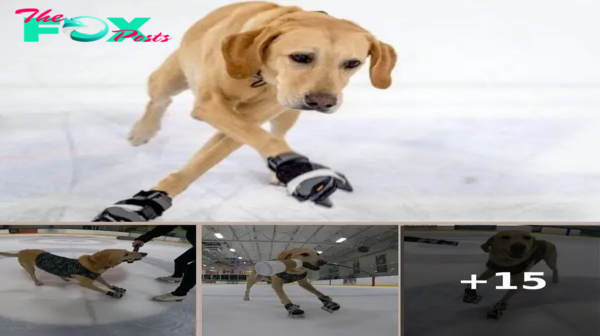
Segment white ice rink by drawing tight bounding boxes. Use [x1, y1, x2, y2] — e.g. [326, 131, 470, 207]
[404, 231, 600, 336]
[2, 0, 600, 221]
[0, 234, 195, 336]
[202, 284, 398, 336]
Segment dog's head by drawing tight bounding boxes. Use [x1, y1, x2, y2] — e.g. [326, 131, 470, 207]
[89, 249, 148, 269]
[276, 248, 326, 272]
[222, 10, 397, 114]
[482, 231, 537, 259]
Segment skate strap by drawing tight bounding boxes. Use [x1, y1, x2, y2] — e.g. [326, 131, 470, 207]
[319, 296, 332, 302]
[286, 169, 344, 197]
[115, 190, 172, 217]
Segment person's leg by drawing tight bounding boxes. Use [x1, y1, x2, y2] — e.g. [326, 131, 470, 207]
[157, 247, 195, 282]
[172, 260, 196, 296]
[153, 260, 196, 301]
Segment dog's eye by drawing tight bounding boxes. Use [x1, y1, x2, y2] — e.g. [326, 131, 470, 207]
[124, 253, 129, 256]
[343, 59, 362, 69]
[289, 54, 313, 64]
[300, 253, 310, 257]
[500, 235, 510, 240]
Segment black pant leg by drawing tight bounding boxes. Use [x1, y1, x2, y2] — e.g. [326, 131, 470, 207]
[172, 260, 196, 296]
[172, 247, 195, 277]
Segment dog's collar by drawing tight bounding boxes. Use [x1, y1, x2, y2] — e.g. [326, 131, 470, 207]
[251, 71, 267, 88]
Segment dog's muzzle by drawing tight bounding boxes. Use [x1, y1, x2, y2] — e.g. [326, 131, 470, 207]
[126, 252, 148, 263]
[506, 244, 526, 259]
[302, 259, 327, 271]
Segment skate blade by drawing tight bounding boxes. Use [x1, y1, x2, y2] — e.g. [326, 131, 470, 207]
[335, 173, 353, 192]
[486, 311, 503, 320]
[288, 314, 305, 318]
[463, 295, 482, 304]
[314, 198, 333, 208]
[321, 307, 338, 313]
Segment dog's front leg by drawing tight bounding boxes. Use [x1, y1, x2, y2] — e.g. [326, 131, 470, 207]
[73, 276, 124, 299]
[192, 96, 350, 207]
[487, 272, 525, 319]
[95, 275, 126, 295]
[297, 278, 340, 312]
[463, 269, 495, 304]
[271, 277, 303, 316]
[92, 132, 243, 222]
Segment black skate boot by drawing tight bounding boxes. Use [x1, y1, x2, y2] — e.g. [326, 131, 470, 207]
[319, 296, 341, 313]
[463, 288, 482, 304]
[487, 302, 507, 320]
[285, 303, 305, 317]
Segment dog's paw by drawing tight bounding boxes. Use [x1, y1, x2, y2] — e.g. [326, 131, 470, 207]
[553, 277, 559, 284]
[106, 291, 124, 299]
[243, 296, 250, 301]
[129, 120, 160, 146]
[35, 281, 44, 286]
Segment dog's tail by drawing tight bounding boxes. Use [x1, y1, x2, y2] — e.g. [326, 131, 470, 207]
[0, 252, 19, 257]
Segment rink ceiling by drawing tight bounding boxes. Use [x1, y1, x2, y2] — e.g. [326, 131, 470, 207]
[201, 225, 399, 264]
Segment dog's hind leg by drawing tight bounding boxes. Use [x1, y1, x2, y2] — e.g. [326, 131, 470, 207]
[244, 270, 262, 301]
[129, 51, 189, 146]
[17, 259, 43, 286]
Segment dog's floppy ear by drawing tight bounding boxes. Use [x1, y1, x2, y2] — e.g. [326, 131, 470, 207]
[276, 250, 293, 260]
[367, 37, 397, 89]
[222, 27, 280, 80]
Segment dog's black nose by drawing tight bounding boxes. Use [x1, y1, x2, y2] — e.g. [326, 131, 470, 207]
[510, 243, 526, 255]
[305, 92, 337, 110]
[317, 259, 327, 266]
[140, 252, 148, 257]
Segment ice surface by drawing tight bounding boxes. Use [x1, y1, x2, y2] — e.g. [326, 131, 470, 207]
[1, 0, 600, 221]
[0, 235, 195, 336]
[404, 232, 600, 335]
[202, 284, 398, 336]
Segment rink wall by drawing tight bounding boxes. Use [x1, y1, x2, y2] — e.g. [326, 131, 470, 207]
[404, 225, 584, 236]
[0, 228, 191, 245]
[311, 275, 398, 287]
[205, 275, 399, 287]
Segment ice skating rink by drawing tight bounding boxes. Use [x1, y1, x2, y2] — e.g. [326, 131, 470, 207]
[0, 234, 195, 336]
[202, 284, 398, 336]
[404, 230, 600, 336]
[2, 0, 600, 222]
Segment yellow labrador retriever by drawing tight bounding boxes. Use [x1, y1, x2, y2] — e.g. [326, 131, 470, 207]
[244, 248, 337, 317]
[92, 1, 397, 222]
[0, 249, 147, 299]
[463, 230, 559, 319]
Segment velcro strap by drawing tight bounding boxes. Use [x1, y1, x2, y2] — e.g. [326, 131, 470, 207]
[286, 169, 344, 197]
[116, 190, 172, 218]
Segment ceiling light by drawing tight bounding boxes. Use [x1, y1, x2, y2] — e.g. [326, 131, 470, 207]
[335, 238, 346, 243]
[238, 257, 242, 259]
[229, 248, 236, 252]
[214, 233, 223, 239]
[317, 251, 323, 254]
